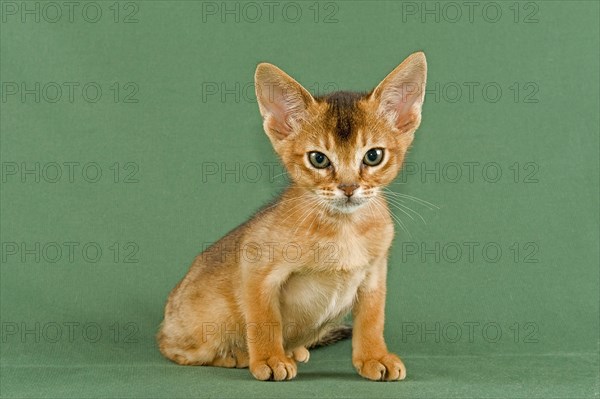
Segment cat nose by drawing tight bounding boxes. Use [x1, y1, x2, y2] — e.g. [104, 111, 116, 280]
[338, 183, 359, 197]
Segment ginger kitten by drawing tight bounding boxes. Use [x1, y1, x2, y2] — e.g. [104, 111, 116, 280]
[158, 52, 427, 381]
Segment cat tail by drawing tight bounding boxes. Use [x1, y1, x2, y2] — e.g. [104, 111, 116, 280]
[308, 324, 353, 349]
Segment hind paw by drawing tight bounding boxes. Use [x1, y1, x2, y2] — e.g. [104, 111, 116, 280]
[287, 347, 310, 363]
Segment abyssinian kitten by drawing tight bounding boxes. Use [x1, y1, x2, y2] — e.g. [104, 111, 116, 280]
[158, 52, 427, 381]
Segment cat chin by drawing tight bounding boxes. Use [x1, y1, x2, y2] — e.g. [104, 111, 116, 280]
[330, 201, 367, 214]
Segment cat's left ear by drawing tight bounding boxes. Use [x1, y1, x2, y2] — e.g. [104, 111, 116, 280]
[255, 63, 315, 141]
[370, 52, 427, 134]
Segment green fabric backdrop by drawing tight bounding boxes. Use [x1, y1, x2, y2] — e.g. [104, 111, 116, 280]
[1, 1, 598, 397]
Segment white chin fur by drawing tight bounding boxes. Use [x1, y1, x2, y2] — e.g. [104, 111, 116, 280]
[330, 201, 366, 214]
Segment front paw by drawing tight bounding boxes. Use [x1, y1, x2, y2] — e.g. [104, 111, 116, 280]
[250, 355, 297, 381]
[353, 353, 406, 381]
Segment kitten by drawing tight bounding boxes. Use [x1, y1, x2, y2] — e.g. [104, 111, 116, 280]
[158, 52, 427, 381]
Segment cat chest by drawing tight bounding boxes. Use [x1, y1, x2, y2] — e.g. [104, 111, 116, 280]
[309, 225, 383, 272]
[280, 269, 367, 328]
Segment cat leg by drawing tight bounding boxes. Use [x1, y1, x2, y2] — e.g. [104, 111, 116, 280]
[209, 347, 249, 368]
[243, 266, 297, 381]
[286, 347, 310, 363]
[210, 352, 237, 368]
[233, 347, 249, 368]
[159, 338, 218, 366]
[157, 310, 228, 366]
[352, 257, 406, 381]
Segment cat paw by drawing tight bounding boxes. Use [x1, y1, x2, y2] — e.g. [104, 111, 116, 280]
[353, 353, 406, 381]
[286, 347, 310, 363]
[250, 355, 297, 381]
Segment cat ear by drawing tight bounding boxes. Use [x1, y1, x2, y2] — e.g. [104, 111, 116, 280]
[255, 63, 315, 141]
[370, 52, 427, 133]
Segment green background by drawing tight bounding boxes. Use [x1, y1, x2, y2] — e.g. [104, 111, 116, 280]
[1, 1, 598, 397]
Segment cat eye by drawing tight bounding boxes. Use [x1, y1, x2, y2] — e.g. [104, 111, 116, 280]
[308, 151, 331, 169]
[363, 148, 384, 166]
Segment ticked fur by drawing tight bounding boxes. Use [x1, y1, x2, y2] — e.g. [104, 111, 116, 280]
[158, 52, 427, 381]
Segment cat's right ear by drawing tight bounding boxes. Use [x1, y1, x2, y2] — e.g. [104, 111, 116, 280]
[255, 63, 315, 141]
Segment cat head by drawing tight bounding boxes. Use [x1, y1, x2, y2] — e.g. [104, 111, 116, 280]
[255, 52, 427, 214]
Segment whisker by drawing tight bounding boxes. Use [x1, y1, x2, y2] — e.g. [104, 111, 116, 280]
[385, 200, 415, 221]
[292, 199, 323, 237]
[382, 197, 418, 224]
[306, 199, 327, 234]
[373, 197, 412, 239]
[367, 199, 389, 225]
[260, 192, 312, 213]
[279, 197, 318, 226]
[382, 189, 440, 210]
[384, 197, 427, 224]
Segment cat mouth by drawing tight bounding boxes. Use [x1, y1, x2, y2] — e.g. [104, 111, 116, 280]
[330, 197, 368, 213]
